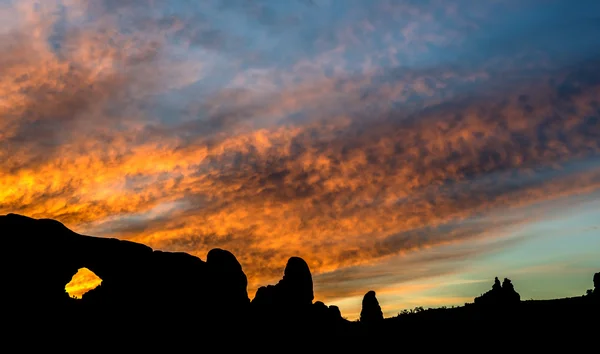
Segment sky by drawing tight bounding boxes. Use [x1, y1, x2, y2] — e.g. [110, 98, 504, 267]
[1, 0, 599, 320]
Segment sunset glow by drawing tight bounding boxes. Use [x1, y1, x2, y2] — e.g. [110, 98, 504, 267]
[1, 0, 599, 319]
[65, 268, 103, 299]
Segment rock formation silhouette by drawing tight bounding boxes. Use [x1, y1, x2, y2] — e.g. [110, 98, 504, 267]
[206, 248, 250, 315]
[252, 257, 314, 317]
[474, 276, 521, 306]
[1, 213, 250, 325]
[493, 276, 502, 291]
[248, 255, 345, 339]
[2, 212, 598, 348]
[501, 277, 521, 303]
[1, 213, 344, 342]
[593, 272, 600, 299]
[329, 304, 342, 319]
[360, 290, 384, 324]
[313, 301, 344, 323]
[251, 256, 314, 312]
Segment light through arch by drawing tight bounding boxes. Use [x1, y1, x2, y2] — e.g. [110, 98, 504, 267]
[65, 268, 102, 299]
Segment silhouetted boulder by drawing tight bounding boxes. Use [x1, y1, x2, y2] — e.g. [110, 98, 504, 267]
[251, 256, 314, 315]
[312, 301, 344, 323]
[501, 278, 521, 303]
[493, 277, 501, 291]
[206, 248, 250, 314]
[281, 256, 314, 305]
[474, 276, 521, 306]
[313, 300, 329, 316]
[592, 272, 600, 300]
[360, 290, 384, 324]
[252, 284, 276, 308]
[314, 300, 327, 309]
[329, 305, 342, 319]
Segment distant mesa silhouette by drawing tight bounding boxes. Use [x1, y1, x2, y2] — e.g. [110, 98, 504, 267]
[360, 290, 384, 324]
[474, 276, 521, 306]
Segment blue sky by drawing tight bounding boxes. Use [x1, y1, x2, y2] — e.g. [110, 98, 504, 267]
[0, 0, 599, 319]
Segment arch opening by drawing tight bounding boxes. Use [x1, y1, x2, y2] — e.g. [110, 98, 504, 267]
[65, 268, 102, 299]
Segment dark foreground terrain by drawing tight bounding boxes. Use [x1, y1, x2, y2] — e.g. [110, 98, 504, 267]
[1, 213, 597, 349]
